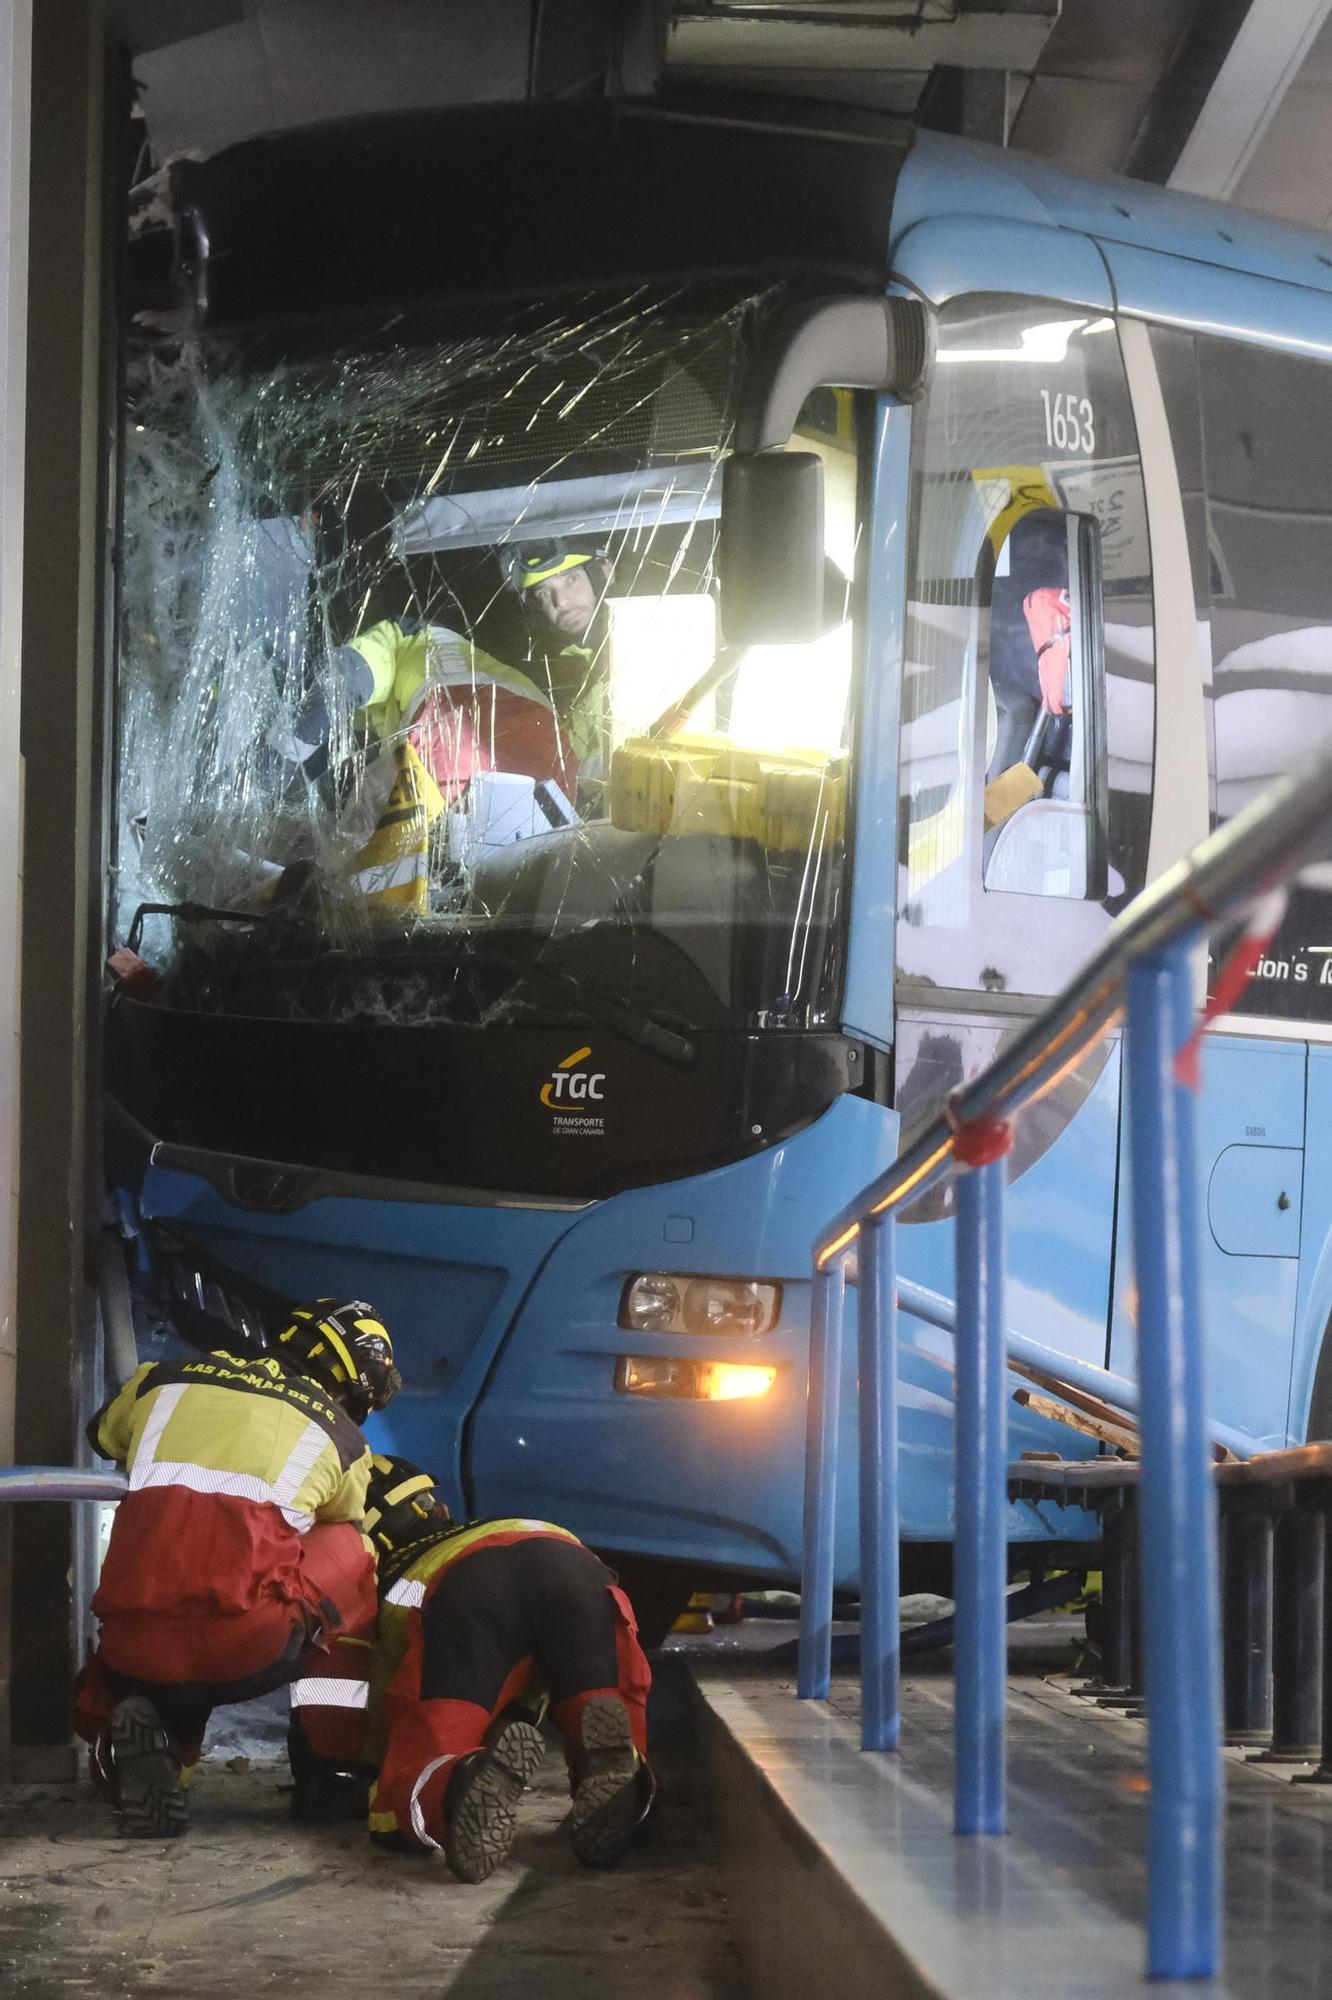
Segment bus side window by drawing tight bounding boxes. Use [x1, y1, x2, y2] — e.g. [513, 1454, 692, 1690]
[981, 508, 1108, 901]
[1191, 334, 1332, 1024]
[899, 294, 1152, 1000]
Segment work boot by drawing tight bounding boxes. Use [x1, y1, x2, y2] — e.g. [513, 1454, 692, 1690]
[567, 1695, 652, 1870]
[110, 1696, 189, 1840]
[444, 1718, 545, 1884]
[289, 1764, 371, 1824]
[86, 1727, 118, 1807]
[286, 1716, 371, 1824]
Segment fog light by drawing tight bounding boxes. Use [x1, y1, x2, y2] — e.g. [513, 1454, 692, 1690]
[616, 1356, 777, 1400]
[698, 1362, 777, 1401]
[621, 1273, 781, 1336]
[616, 1356, 694, 1397]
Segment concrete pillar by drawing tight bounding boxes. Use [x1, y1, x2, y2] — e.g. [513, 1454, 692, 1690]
[11, 0, 105, 1771]
[0, 0, 33, 1784]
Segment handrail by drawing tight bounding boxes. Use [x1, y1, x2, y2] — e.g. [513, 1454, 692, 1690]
[818, 728, 1332, 1266]
[799, 723, 1332, 1984]
[0, 1467, 127, 1502]
[896, 1275, 1252, 1461]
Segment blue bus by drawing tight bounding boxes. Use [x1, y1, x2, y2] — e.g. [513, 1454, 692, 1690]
[105, 100, 1332, 1628]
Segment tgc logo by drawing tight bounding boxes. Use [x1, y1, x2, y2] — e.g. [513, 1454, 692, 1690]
[540, 1044, 606, 1108]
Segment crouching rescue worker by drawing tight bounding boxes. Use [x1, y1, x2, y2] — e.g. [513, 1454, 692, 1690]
[357, 1454, 655, 1881]
[75, 1299, 401, 1838]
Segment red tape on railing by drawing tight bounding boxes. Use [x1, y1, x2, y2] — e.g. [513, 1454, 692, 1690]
[946, 1102, 1013, 1170]
[1174, 887, 1290, 1092]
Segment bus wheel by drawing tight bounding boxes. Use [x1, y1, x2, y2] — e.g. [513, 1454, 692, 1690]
[609, 1559, 696, 1649]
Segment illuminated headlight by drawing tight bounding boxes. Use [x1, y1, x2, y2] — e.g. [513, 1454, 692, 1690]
[620, 1273, 782, 1337]
[615, 1356, 778, 1401]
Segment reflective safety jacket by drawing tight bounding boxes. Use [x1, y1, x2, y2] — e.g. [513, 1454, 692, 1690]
[365, 1517, 650, 1850]
[366, 1519, 580, 1770]
[549, 640, 607, 770]
[348, 620, 572, 790]
[349, 620, 580, 795]
[91, 1350, 373, 1625]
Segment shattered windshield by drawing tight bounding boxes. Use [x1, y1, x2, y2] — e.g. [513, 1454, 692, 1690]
[116, 288, 858, 1045]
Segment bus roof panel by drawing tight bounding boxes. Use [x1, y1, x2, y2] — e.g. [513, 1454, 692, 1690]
[895, 132, 1332, 305]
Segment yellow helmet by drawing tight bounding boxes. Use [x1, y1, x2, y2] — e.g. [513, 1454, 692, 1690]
[502, 537, 598, 593]
[275, 1299, 401, 1424]
[363, 1452, 450, 1559]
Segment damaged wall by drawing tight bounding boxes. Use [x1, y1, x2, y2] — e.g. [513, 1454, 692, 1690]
[0, 0, 32, 1781]
[10, 0, 108, 1768]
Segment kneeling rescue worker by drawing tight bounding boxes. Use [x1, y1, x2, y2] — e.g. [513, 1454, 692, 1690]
[75, 1300, 401, 1837]
[359, 1454, 656, 1880]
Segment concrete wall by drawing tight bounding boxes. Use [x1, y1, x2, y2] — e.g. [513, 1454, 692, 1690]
[0, 0, 33, 1782]
[9, 0, 106, 1771]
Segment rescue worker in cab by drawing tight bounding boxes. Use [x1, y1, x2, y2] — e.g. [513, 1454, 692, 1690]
[284, 614, 578, 802]
[357, 1453, 655, 1881]
[987, 506, 1073, 777]
[503, 538, 612, 787]
[75, 1300, 400, 1839]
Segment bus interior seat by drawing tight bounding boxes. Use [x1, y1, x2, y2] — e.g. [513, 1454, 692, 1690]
[984, 796, 1089, 898]
[987, 689, 1039, 781]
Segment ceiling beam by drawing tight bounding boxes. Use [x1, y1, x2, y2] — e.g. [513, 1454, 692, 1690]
[1168, 0, 1332, 198]
[667, 8, 1056, 77]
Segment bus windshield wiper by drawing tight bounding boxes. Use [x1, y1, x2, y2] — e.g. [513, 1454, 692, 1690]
[486, 951, 696, 1068]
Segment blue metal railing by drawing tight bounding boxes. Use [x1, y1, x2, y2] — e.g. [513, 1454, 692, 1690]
[800, 730, 1332, 1982]
[0, 1468, 126, 1502]
[897, 1275, 1252, 1463]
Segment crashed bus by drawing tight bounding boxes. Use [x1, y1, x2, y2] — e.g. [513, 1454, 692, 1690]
[105, 100, 1332, 1629]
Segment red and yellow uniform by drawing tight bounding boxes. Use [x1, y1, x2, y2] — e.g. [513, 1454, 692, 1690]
[76, 1348, 378, 1771]
[366, 1516, 651, 1855]
[348, 620, 576, 796]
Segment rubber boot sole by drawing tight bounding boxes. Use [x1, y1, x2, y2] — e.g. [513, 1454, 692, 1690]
[568, 1695, 641, 1870]
[445, 1720, 545, 1884]
[110, 1697, 189, 1840]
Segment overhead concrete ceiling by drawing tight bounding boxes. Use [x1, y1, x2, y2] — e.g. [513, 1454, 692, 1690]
[107, 0, 1061, 158]
[105, 0, 1332, 230]
[1169, 0, 1332, 226]
[666, 2, 1056, 122]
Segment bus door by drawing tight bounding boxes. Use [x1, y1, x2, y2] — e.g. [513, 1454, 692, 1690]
[1105, 1038, 1305, 1451]
[893, 295, 1155, 1454]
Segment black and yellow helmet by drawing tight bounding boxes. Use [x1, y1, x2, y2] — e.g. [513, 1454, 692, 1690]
[275, 1299, 401, 1424]
[501, 537, 600, 594]
[364, 1452, 450, 1559]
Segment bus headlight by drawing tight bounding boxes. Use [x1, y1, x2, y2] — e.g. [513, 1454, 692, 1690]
[620, 1273, 781, 1337]
[615, 1356, 778, 1401]
[620, 1273, 683, 1332]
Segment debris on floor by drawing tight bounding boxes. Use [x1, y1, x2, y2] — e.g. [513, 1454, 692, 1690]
[0, 1661, 744, 2000]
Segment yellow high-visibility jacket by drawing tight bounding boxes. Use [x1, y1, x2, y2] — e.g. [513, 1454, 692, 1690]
[347, 621, 550, 740]
[91, 1350, 372, 1620]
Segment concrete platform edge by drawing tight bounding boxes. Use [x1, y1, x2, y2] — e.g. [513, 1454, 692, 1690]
[691, 1672, 946, 2000]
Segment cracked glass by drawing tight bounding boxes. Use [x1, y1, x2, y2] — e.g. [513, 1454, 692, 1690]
[115, 288, 861, 1054]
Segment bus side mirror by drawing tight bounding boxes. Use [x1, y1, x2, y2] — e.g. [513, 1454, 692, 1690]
[719, 452, 824, 645]
[719, 294, 931, 648]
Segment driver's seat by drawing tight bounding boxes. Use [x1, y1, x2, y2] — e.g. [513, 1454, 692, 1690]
[984, 798, 1089, 899]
